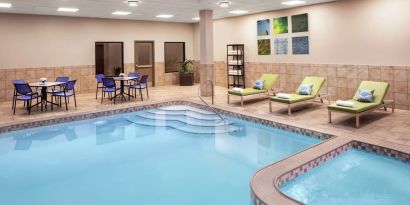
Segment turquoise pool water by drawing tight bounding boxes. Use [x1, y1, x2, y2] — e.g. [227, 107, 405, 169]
[0, 106, 320, 205]
[281, 149, 410, 205]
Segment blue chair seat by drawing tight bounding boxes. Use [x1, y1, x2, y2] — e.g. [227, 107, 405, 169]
[54, 92, 74, 97]
[130, 85, 146, 89]
[16, 94, 40, 101]
[104, 87, 120, 92]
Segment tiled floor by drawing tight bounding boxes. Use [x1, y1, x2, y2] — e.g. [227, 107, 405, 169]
[1, 84, 409, 146]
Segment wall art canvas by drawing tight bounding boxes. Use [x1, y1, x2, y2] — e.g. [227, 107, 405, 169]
[274, 38, 288, 55]
[273, 16, 288, 34]
[292, 36, 309, 55]
[292, 13, 309, 33]
[257, 19, 270, 36]
[258, 39, 271, 55]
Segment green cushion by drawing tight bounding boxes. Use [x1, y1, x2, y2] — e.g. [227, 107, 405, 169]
[228, 73, 279, 96]
[328, 100, 379, 113]
[296, 76, 326, 97]
[353, 81, 389, 105]
[259, 74, 279, 90]
[228, 88, 267, 96]
[270, 94, 315, 104]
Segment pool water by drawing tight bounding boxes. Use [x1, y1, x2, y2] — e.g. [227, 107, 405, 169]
[281, 149, 410, 205]
[0, 105, 320, 205]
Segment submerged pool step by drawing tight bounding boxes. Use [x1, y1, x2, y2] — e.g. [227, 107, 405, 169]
[147, 110, 221, 121]
[158, 107, 216, 115]
[134, 114, 233, 127]
[126, 116, 240, 134]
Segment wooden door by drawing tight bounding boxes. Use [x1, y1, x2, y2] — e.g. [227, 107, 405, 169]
[134, 41, 155, 86]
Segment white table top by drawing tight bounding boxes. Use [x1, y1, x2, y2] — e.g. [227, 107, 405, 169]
[29, 82, 66, 87]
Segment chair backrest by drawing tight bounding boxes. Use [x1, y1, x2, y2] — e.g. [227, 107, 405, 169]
[354, 81, 389, 105]
[296, 76, 326, 97]
[65, 80, 77, 91]
[14, 83, 32, 95]
[139, 75, 148, 84]
[56, 76, 69, 83]
[259, 74, 279, 91]
[102, 78, 116, 88]
[96, 74, 105, 83]
[128, 72, 139, 78]
[12, 79, 26, 84]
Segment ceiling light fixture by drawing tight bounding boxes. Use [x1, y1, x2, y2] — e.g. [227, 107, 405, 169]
[0, 2, 12, 8]
[112, 11, 131, 15]
[192, 17, 200, 21]
[281, 0, 306, 6]
[156, 14, 174, 18]
[57, 7, 79, 12]
[127, 0, 141, 7]
[217, 1, 231, 8]
[229, 10, 248, 15]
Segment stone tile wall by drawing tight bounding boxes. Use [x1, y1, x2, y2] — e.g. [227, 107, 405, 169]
[214, 61, 410, 110]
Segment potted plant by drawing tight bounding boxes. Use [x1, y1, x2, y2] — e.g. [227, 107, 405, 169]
[113, 67, 122, 76]
[179, 59, 195, 86]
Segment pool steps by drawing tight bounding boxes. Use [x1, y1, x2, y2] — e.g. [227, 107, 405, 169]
[127, 108, 240, 134]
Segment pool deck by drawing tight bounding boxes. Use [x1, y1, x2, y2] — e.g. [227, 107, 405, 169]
[1, 84, 409, 205]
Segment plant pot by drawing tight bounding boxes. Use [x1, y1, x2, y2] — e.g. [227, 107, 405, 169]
[179, 73, 194, 86]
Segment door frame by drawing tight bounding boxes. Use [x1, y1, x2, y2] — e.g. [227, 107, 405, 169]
[95, 41, 125, 74]
[134, 40, 155, 87]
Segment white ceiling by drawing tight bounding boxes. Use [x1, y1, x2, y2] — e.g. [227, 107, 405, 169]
[0, 0, 337, 23]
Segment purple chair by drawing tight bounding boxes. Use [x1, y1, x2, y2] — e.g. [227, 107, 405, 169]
[95, 74, 105, 99]
[47, 76, 70, 99]
[13, 83, 41, 115]
[128, 75, 149, 101]
[125, 71, 140, 87]
[128, 72, 139, 78]
[12, 79, 26, 110]
[101, 78, 120, 104]
[52, 80, 77, 111]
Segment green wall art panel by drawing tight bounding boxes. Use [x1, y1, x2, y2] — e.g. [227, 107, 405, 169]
[292, 13, 309, 33]
[258, 39, 271, 55]
[292, 36, 309, 55]
[257, 19, 270, 36]
[274, 38, 288, 55]
[273, 16, 288, 34]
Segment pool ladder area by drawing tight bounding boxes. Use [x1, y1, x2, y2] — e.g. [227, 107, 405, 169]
[198, 80, 226, 122]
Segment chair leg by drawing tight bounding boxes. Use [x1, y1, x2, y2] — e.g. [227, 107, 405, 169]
[241, 96, 243, 107]
[96, 85, 98, 99]
[101, 91, 104, 103]
[28, 100, 32, 115]
[288, 104, 292, 116]
[140, 89, 143, 101]
[328, 110, 332, 123]
[355, 115, 360, 128]
[269, 100, 272, 112]
[74, 95, 77, 107]
[12, 94, 15, 110]
[13, 99, 17, 115]
[64, 95, 68, 111]
[146, 86, 149, 99]
[227, 95, 230, 104]
[51, 95, 54, 110]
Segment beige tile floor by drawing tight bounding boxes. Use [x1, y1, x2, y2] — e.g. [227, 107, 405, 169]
[1, 85, 409, 147]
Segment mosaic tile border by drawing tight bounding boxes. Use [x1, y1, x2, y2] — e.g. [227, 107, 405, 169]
[0, 100, 334, 142]
[264, 140, 410, 205]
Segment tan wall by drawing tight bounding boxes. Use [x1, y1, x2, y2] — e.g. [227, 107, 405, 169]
[193, 0, 410, 66]
[0, 13, 194, 69]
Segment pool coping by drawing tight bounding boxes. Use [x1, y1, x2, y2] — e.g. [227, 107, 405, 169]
[1, 100, 409, 205]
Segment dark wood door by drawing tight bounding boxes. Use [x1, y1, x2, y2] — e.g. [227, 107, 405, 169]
[134, 41, 155, 86]
[95, 44, 105, 75]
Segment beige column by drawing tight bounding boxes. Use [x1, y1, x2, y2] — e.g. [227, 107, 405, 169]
[199, 10, 214, 97]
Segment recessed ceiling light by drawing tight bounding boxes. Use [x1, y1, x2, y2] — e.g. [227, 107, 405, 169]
[229, 10, 248, 15]
[0, 3, 12, 8]
[156, 14, 174, 18]
[192, 17, 200, 21]
[127, 0, 141, 7]
[112, 11, 131, 15]
[281, 0, 306, 6]
[57, 7, 79, 12]
[217, 1, 231, 8]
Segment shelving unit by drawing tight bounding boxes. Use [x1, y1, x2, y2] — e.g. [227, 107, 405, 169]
[227, 44, 245, 88]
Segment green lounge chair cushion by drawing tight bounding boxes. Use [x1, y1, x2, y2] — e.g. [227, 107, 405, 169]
[270, 76, 325, 104]
[353, 81, 389, 105]
[270, 94, 315, 104]
[228, 88, 267, 96]
[228, 73, 279, 96]
[259, 74, 279, 90]
[296, 76, 326, 97]
[328, 100, 379, 113]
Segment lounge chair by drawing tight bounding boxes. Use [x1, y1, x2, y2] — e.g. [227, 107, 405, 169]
[227, 74, 279, 107]
[269, 76, 329, 115]
[328, 81, 394, 128]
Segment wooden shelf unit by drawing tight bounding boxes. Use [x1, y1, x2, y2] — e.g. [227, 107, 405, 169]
[227, 44, 245, 88]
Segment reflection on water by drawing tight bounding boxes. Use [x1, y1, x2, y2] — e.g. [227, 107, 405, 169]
[14, 127, 78, 150]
